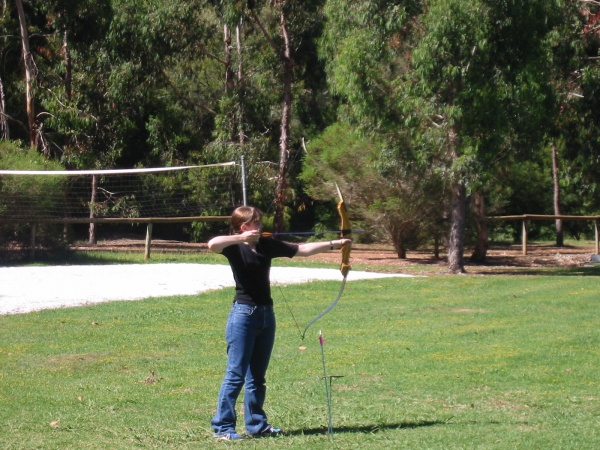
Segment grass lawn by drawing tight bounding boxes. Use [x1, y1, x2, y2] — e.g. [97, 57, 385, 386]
[0, 256, 598, 449]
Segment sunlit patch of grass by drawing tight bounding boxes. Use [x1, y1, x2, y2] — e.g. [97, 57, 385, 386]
[1, 271, 599, 448]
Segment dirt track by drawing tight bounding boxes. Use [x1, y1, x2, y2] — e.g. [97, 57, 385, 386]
[0, 263, 407, 315]
[73, 239, 598, 275]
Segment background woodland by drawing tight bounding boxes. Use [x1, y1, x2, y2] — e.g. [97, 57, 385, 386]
[1, 0, 600, 272]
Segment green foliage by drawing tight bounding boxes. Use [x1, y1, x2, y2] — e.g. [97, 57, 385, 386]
[0, 141, 67, 257]
[0, 142, 66, 217]
[407, 0, 559, 168]
[320, 0, 420, 130]
[0, 141, 61, 171]
[301, 123, 447, 255]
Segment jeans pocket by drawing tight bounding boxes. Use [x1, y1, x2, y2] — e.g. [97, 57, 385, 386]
[232, 303, 256, 317]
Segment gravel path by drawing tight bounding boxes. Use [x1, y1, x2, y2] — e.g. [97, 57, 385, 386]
[0, 264, 413, 315]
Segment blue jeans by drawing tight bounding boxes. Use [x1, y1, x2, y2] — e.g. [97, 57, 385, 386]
[211, 302, 276, 435]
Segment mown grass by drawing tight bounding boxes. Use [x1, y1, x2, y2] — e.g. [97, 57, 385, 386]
[0, 260, 599, 449]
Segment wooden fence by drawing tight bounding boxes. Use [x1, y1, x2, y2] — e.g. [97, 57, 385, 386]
[8, 216, 231, 261]
[9, 214, 600, 260]
[487, 215, 600, 255]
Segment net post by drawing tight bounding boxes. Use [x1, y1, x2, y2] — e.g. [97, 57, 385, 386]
[89, 174, 98, 245]
[522, 219, 528, 256]
[144, 223, 153, 260]
[595, 219, 599, 255]
[241, 155, 247, 206]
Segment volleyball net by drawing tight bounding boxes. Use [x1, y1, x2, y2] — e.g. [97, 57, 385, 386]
[0, 162, 238, 223]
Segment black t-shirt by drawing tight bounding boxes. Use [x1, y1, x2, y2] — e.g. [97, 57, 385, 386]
[220, 237, 298, 306]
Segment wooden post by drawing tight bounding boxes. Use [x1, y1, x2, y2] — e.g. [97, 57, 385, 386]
[144, 223, 153, 260]
[522, 220, 528, 256]
[595, 219, 599, 255]
[89, 174, 98, 245]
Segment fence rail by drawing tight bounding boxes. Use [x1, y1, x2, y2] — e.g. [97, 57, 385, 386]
[0, 216, 230, 224]
[487, 214, 600, 255]
[6, 214, 599, 261]
[2, 216, 231, 261]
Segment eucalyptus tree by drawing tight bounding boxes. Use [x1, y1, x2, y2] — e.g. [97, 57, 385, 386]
[566, 2, 600, 213]
[207, 0, 280, 208]
[315, 0, 434, 257]
[14, 0, 36, 147]
[3, 0, 113, 153]
[0, 1, 22, 140]
[5, 0, 225, 168]
[211, 0, 332, 227]
[319, 0, 564, 272]
[549, 1, 600, 227]
[248, 0, 329, 231]
[487, 1, 600, 245]
[86, 0, 224, 168]
[34, 0, 112, 160]
[405, 0, 565, 272]
[514, 0, 597, 246]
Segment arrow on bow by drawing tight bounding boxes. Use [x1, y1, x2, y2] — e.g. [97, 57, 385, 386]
[300, 184, 352, 340]
[261, 229, 362, 237]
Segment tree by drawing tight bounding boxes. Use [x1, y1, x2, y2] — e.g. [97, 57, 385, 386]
[319, 0, 564, 272]
[0, 74, 7, 139]
[404, 0, 562, 272]
[248, 1, 303, 231]
[301, 123, 447, 258]
[549, 1, 600, 230]
[317, 0, 434, 254]
[14, 0, 36, 148]
[211, 0, 332, 225]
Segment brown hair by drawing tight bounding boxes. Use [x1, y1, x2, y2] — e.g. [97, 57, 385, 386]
[230, 206, 263, 233]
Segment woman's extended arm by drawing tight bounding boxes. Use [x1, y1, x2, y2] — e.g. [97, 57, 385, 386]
[295, 238, 351, 257]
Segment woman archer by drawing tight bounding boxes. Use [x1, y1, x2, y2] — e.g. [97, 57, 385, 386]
[207, 205, 350, 441]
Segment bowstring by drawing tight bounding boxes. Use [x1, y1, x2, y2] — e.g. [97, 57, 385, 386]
[276, 284, 303, 340]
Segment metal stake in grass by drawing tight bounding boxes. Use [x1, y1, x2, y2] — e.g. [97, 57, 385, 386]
[318, 330, 343, 441]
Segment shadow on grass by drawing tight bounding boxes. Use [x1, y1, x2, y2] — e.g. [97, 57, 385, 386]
[525, 265, 600, 276]
[1, 250, 140, 266]
[2, 248, 219, 267]
[286, 420, 445, 437]
[467, 264, 600, 277]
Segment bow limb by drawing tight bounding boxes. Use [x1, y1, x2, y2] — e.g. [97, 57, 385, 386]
[301, 278, 346, 340]
[336, 183, 352, 277]
[301, 184, 352, 340]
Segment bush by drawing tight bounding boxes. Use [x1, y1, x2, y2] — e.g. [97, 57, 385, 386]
[0, 141, 67, 261]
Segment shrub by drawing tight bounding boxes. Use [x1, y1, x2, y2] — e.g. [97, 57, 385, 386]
[0, 141, 66, 261]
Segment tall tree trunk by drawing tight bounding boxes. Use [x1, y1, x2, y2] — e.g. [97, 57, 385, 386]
[15, 0, 37, 148]
[447, 126, 466, 273]
[0, 74, 8, 139]
[62, 29, 72, 101]
[470, 191, 489, 262]
[224, 24, 235, 94]
[388, 222, 407, 259]
[551, 141, 563, 246]
[273, 5, 292, 233]
[236, 21, 245, 146]
[448, 180, 467, 273]
[248, 2, 293, 231]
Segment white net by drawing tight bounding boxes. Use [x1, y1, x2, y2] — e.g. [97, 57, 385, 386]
[0, 163, 238, 222]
